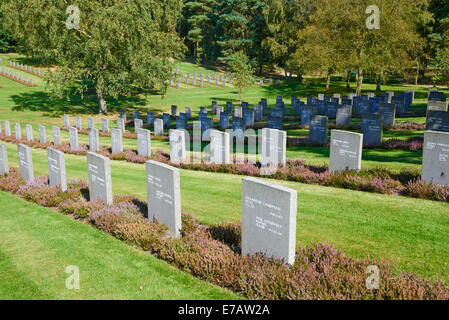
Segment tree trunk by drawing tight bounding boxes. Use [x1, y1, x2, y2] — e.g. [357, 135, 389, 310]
[346, 71, 351, 89]
[325, 70, 331, 90]
[97, 85, 107, 115]
[356, 67, 363, 96]
[415, 62, 419, 85]
[376, 70, 383, 92]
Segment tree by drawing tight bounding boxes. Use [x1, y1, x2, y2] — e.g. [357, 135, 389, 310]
[228, 51, 253, 102]
[0, 0, 14, 52]
[183, 0, 215, 63]
[2, 0, 184, 114]
[303, 0, 426, 95]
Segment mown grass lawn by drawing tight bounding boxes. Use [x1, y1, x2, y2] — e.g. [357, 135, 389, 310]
[0, 191, 241, 300]
[2, 141, 449, 285]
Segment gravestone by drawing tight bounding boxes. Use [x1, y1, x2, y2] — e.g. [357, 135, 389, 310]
[267, 115, 283, 130]
[392, 95, 405, 115]
[0, 143, 8, 175]
[220, 112, 229, 129]
[301, 108, 313, 126]
[336, 105, 351, 127]
[15, 123, 22, 140]
[111, 128, 123, 154]
[147, 112, 155, 126]
[87, 117, 94, 129]
[309, 116, 328, 144]
[137, 128, 151, 157]
[232, 117, 245, 140]
[163, 113, 171, 128]
[200, 117, 213, 141]
[241, 177, 297, 265]
[39, 125, 46, 144]
[176, 114, 187, 130]
[64, 114, 70, 128]
[361, 114, 383, 146]
[47, 147, 67, 191]
[87, 152, 113, 205]
[154, 119, 164, 135]
[261, 128, 286, 167]
[75, 116, 82, 129]
[426, 111, 449, 132]
[117, 118, 125, 132]
[18, 144, 34, 182]
[26, 124, 33, 142]
[101, 119, 109, 132]
[185, 107, 192, 119]
[134, 119, 143, 132]
[133, 111, 140, 119]
[378, 103, 396, 128]
[89, 128, 100, 152]
[52, 126, 61, 146]
[428, 100, 448, 112]
[69, 126, 79, 150]
[422, 131, 449, 186]
[4, 120, 11, 136]
[169, 129, 186, 163]
[234, 106, 243, 118]
[210, 130, 231, 164]
[244, 109, 255, 127]
[146, 160, 182, 237]
[329, 130, 363, 173]
[171, 105, 177, 117]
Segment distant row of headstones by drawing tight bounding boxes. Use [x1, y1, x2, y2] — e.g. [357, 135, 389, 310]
[8, 60, 45, 77]
[0, 67, 34, 86]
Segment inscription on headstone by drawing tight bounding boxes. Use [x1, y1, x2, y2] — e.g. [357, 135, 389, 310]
[329, 130, 363, 173]
[309, 116, 328, 144]
[361, 114, 383, 146]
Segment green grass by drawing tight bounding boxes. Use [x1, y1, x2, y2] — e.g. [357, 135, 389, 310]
[2, 140, 449, 285]
[0, 191, 241, 299]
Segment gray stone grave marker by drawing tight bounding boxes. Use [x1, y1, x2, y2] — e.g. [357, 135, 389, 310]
[87, 152, 113, 205]
[75, 116, 82, 129]
[361, 114, 383, 146]
[137, 128, 151, 157]
[422, 130, 449, 186]
[154, 119, 164, 135]
[210, 129, 231, 164]
[47, 147, 67, 191]
[39, 125, 46, 144]
[15, 123, 22, 140]
[309, 116, 328, 144]
[0, 143, 8, 175]
[146, 160, 181, 237]
[89, 128, 100, 152]
[169, 129, 186, 163]
[329, 130, 363, 173]
[18, 143, 34, 181]
[111, 128, 123, 154]
[26, 124, 33, 142]
[4, 120, 11, 136]
[52, 126, 61, 146]
[69, 126, 79, 150]
[336, 105, 351, 127]
[261, 128, 286, 167]
[241, 177, 297, 265]
[101, 119, 109, 133]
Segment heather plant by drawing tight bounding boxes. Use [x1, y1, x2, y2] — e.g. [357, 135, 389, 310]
[0, 168, 25, 193]
[406, 179, 449, 202]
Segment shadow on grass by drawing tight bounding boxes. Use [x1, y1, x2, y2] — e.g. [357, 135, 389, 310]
[9, 91, 155, 116]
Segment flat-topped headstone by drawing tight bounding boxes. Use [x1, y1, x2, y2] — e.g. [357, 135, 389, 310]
[361, 114, 383, 146]
[185, 107, 192, 119]
[87, 117, 94, 129]
[117, 118, 125, 132]
[75, 116, 82, 129]
[169, 129, 186, 163]
[87, 152, 113, 205]
[64, 114, 70, 128]
[154, 118, 164, 135]
[378, 103, 396, 128]
[232, 117, 245, 140]
[171, 105, 177, 117]
[38, 125, 46, 144]
[210, 129, 231, 164]
[146, 160, 181, 237]
[200, 117, 213, 141]
[0, 143, 8, 175]
[329, 130, 363, 173]
[234, 106, 243, 118]
[101, 119, 109, 132]
[309, 116, 328, 145]
[220, 112, 229, 129]
[241, 177, 297, 265]
[422, 131, 449, 186]
[134, 118, 143, 132]
[52, 126, 61, 146]
[336, 105, 351, 127]
[301, 108, 313, 126]
[428, 100, 448, 112]
[267, 115, 283, 130]
[69, 126, 79, 150]
[261, 128, 286, 167]
[120, 110, 127, 122]
[137, 128, 151, 157]
[18, 144, 34, 182]
[26, 124, 33, 142]
[163, 113, 171, 128]
[244, 109, 255, 127]
[111, 128, 123, 154]
[426, 111, 449, 132]
[4, 120, 11, 136]
[89, 128, 100, 152]
[47, 147, 67, 191]
[15, 123, 22, 140]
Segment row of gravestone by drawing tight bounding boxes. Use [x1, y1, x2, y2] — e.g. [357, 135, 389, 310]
[9, 60, 45, 77]
[0, 67, 34, 86]
[1, 128, 448, 265]
[0, 142, 297, 265]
